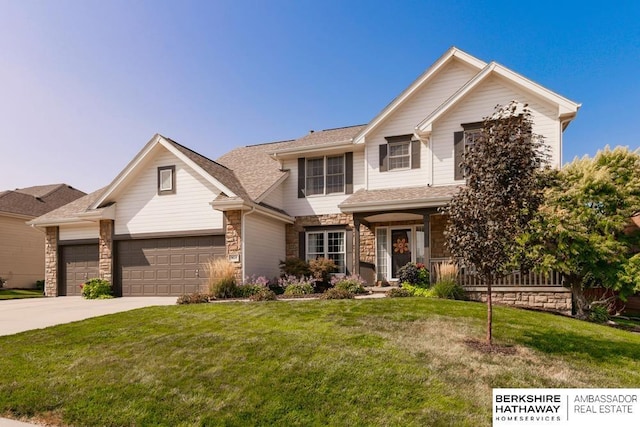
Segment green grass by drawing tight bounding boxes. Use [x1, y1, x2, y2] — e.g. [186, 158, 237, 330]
[0, 289, 43, 300]
[1, 298, 639, 426]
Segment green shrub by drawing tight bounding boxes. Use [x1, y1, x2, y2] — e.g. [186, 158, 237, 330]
[249, 288, 277, 301]
[331, 274, 367, 294]
[309, 257, 337, 285]
[176, 292, 211, 304]
[386, 288, 412, 298]
[589, 305, 610, 323]
[35, 280, 45, 291]
[0, 277, 6, 288]
[401, 283, 435, 297]
[210, 277, 237, 299]
[279, 258, 311, 277]
[81, 278, 113, 299]
[280, 275, 315, 296]
[397, 263, 429, 287]
[431, 279, 464, 300]
[237, 276, 271, 298]
[322, 288, 354, 299]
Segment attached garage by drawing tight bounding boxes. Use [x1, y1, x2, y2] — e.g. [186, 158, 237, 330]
[116, 235, 225, 296]
[60, 244, 99, 296]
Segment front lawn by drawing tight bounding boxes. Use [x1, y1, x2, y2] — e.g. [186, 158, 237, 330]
[1, 298, 639, 426]
[0, 289, 43, 300]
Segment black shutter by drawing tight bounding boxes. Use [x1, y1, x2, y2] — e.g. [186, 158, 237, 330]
[298, 231, 306, 260]
[379, 144, 388, 172]
[411, 140, 420, 169]
[454, 131, 464, 180]
[345, 152, 353, 194]
[298, 158, 305, 198]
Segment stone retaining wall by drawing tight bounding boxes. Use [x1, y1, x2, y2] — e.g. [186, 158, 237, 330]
[465, 286, 572, 315]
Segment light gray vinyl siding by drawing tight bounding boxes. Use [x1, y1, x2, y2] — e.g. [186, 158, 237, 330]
[244, 213, 285, 279]
[282, 150, 364, 217]
[113, 146, 224, 236]
[366, 59, 478, 189]
[59, 223, 100, 240]
[431, 75, 561, 185]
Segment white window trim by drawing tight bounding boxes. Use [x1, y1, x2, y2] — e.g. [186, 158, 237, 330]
[306, 230, 346, 274]
[158, 165, 175, 195]
[387, 140, 411, 171]
[305, 155, 345, 196]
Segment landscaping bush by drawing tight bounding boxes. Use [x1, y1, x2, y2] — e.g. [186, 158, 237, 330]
[589, 304, 610, 323]
[279, 275, 315, 296]
[401, 283, 435, 297]
[204, 258, 237, 298]
[331, 274, 367, 294]
[35, 279, 45, 291]
[321, 288, 354, 299]
[279, 257, 311, 278]
[81, 278, 113, 299]
[237, 275, 271, 298]
[0, 277, 5, 288]
[431, 262, 464, 300]
[386, 288, 412, 298]
[397, 262, 429, 287]
[176, 292, 211, 305]
[309, 257, 337, 285]
[249, 288, 277, 301]
[431, 279, 464, 300]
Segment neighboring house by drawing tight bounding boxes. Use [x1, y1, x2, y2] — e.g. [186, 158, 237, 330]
[0, 184, 85, 288]
[31, 47, 581, 309]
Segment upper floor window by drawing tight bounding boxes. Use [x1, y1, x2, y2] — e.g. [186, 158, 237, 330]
[298, 153, 353, 198]
[305, 155, 344, 196]
[454, 122, 483, 180]
[157, 166, 176, 195]
[379, 135, 420, 172]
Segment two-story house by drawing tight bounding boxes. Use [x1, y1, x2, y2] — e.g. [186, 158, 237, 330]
[31, 47, 580, 302]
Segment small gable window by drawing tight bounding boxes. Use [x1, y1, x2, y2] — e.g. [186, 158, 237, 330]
[158, 166, 175, 195]
[379, 135, 420, 172]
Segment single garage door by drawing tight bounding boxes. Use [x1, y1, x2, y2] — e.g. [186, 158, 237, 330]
[117, 235, 225, 296]
[60, 244, 99, 296]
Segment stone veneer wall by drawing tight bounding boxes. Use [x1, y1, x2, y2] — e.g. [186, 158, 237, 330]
[430, 214, 451, 258]
[285, 213, 355, 259]
[99, 220, 114, 283]
[360, 224, 375, 265]
[44, 226, 58, 296]
[224, 210, 243, 283]
[465, 288, 572, 315]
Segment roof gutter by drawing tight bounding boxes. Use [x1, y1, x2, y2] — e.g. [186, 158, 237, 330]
[210, 199, 294, 224]
[339, 196, 454, 213]
[269, 140, 360, 159]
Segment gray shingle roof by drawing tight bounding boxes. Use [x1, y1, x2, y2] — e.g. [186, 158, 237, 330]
[339, 185, 462, 210]
[30, 188, 106, 224]
[217, 125, 366, 200]
[0, 184, 86, 217]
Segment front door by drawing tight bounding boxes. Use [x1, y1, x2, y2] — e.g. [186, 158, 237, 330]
[391, 229, 411, 278]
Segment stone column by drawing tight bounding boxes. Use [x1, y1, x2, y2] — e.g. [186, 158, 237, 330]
[44, 226, 58, 296]
[99, 220, 114, 283]
[224, 210, 243, 283]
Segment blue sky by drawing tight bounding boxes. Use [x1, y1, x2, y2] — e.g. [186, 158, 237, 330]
[0, 0, 638, 193]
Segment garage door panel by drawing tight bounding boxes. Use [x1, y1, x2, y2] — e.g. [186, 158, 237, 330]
[61, 245, 99, 296]
[117, 236, 224, 296]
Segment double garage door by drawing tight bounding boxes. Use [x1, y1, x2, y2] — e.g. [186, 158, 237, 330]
[61, 235, 225, 297]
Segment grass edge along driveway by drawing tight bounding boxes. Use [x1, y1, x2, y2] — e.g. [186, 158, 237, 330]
[1, 298, 638, 427]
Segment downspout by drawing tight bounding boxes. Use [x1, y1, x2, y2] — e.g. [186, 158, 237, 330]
[241, 206, 257, 282]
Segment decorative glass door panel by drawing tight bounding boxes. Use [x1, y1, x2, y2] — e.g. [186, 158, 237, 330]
[391, 229, 411, 278]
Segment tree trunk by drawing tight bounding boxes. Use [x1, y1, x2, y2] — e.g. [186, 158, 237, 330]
[570, 280, 589, 320]
[486, 280, 493, 346]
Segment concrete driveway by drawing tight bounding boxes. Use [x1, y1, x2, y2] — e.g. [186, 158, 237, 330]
[0, 296, 177, 337]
